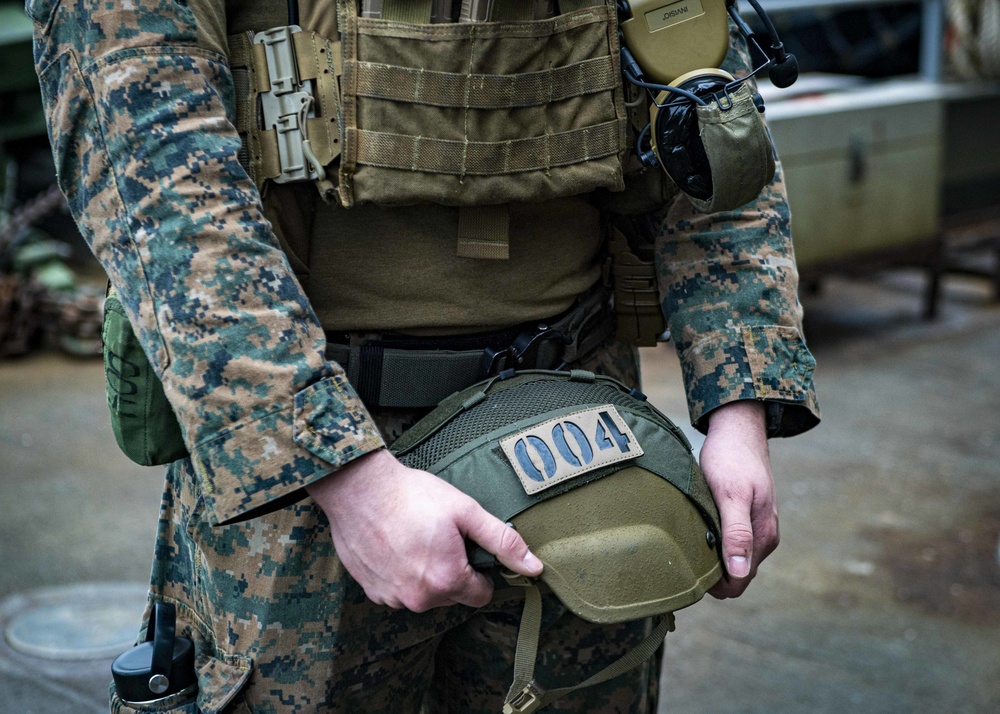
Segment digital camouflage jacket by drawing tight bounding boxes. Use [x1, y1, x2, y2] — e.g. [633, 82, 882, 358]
[29, 0, 819, 529]
[30, 1, 820, 711]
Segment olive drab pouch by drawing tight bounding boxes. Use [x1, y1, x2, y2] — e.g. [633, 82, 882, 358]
[102, 285, 187, 466]
[336, 0, 629, 208]
[688, 84, 775, 213]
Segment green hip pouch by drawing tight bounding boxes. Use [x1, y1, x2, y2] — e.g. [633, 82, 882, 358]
[102, 286, 187, 466]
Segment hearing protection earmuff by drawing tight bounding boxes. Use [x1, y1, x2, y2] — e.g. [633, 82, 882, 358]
[646, 69, 736, 202]
[617, 0, 800, 211]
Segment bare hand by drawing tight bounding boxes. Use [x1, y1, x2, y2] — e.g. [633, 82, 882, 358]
[699, 401, 778, 599]
[306, 449, 543, 612]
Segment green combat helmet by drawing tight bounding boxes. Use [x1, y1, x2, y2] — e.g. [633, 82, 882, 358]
[391, 369, 723, 714]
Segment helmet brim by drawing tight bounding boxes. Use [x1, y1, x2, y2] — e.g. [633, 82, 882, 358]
[511, 466, 723, 624]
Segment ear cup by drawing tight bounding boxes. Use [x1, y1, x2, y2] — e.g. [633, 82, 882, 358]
[649, 70, 734, 200]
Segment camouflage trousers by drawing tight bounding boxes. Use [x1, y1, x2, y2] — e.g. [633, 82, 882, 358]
[112, 340, 661, 714]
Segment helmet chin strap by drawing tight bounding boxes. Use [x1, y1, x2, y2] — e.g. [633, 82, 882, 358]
[500, 573, 676, 714]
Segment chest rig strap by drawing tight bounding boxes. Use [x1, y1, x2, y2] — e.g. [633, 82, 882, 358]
[228, 27, 342, 198]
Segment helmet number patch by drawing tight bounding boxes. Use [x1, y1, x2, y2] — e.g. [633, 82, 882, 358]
[500, 406, 644, 495]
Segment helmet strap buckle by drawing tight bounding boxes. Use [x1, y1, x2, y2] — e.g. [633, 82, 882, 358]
[503, 682, 546, 714]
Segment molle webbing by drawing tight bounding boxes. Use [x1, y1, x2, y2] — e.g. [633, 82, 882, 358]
[227, 29, 342, 195]
[351, 121, 622, 177]
[337, 0, 628, 207]
[351, 56, 618, 110]
[605, 228, 666, 346]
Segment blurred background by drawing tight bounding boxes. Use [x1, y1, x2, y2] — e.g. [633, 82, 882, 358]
[1, 1, 998, 712]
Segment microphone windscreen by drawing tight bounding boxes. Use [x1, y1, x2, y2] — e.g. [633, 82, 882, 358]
[769, 54, 799, 89]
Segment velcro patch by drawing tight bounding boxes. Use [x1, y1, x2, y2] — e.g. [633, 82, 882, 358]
[500, 405, 643, 496]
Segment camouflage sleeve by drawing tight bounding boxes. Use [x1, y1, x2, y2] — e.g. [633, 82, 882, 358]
[653, 24, 820, 438]
[28, 0, 385, 524]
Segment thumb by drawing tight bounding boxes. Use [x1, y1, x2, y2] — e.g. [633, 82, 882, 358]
[460, 507, 543, 578]
[718, 499, 754, 580]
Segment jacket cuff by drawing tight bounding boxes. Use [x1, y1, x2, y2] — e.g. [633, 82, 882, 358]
[677, 325, 820, 438]
[191, 373, 385, 525]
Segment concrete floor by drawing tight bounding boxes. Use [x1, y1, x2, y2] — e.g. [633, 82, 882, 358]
[1, 271, 998, 713]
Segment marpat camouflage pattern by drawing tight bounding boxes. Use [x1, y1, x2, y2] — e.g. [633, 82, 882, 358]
[30, 0, 386, 528]
[31, 1, 818, 711]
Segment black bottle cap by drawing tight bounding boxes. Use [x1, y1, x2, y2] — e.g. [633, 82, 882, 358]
[111, 602, 197, 704]
[112, 637, 196, 703]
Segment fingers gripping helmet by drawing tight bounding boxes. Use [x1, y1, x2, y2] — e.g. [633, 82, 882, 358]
[391, 370, 723, 713]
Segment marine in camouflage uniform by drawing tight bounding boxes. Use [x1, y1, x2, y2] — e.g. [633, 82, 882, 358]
[30, 0, 819, 711]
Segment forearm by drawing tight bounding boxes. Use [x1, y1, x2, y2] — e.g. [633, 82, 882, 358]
[708, 399, 766, 444]
[611, 23, 819, 436]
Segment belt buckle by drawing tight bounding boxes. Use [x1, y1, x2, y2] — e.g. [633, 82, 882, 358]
[510, 325, 571, 370]
[479, 324, 571, 379]
[479, 345, 512, 379]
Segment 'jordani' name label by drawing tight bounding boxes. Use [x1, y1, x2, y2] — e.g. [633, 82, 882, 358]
[500, 405, 643, 496]
[645, 0, 704, 33]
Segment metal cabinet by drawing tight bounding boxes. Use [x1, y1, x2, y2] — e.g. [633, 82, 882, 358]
[766, 80, 945, 269]
[752, 0, 957, 315]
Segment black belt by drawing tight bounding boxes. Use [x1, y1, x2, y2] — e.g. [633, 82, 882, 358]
[326, 289, 614, 408]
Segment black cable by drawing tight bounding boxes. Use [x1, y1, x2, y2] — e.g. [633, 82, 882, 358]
[744, 0, 781, 48]
[625, 72, 709, 107]
[636, 123, 651, 160]
[727, 0, 798, 87]
[619, 46, 709, 106]
[287, 0, 300, 25]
